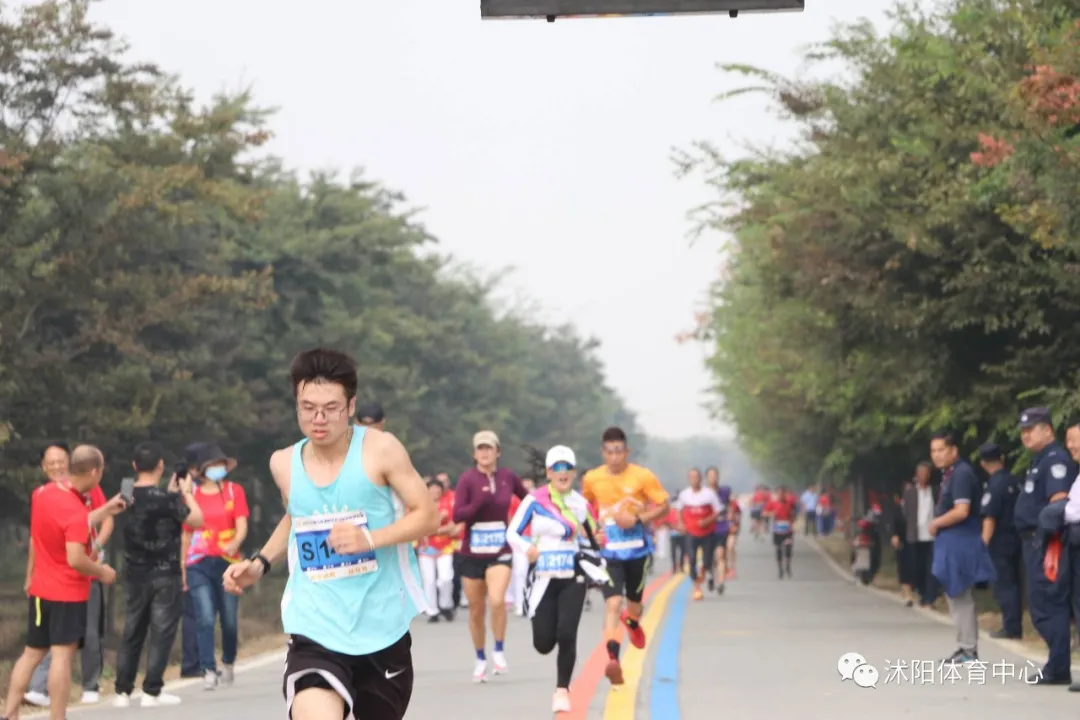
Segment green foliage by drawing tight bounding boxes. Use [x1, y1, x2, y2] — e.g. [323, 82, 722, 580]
[0, 0, 643, 535]
[681, 0, 1080, 489]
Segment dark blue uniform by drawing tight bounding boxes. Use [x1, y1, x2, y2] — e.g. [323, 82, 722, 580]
[1014, 440, 1076, 681]
[931, 460, 994, 598]
[980, 468, 1022, 637]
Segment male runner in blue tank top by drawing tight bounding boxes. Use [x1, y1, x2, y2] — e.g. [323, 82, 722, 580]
[223, 348, 439, 720]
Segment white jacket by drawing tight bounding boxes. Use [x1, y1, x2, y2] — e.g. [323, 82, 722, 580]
[507, 487, 597, 618]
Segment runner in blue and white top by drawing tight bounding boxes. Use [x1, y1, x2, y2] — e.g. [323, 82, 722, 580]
[507, 445, 606, 715]
[222, 348, 439, 720]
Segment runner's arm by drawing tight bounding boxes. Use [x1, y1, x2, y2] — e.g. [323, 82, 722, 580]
[451, 475, 483, 523]
[506, 496, 534, 554]
[511, 470, 530, 500]
[637, 471, 670, 524]
[370, 432, 439, 547]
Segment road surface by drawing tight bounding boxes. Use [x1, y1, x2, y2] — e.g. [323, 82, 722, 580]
[49, 534, 1080, 719]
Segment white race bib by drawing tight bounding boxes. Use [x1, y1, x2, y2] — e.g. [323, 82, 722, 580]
[294, 511, 378, 583]
[536, 540, 577, 579]
[469, 521, 507, 555]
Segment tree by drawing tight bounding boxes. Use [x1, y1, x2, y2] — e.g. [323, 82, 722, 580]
[681, 0, 1080, 490]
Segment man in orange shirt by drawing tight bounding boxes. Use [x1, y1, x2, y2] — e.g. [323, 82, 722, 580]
[582, 427, 669, 686]
[3, 446, 126, 720]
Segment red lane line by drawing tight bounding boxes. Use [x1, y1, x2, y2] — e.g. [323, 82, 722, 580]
[564, 571, 673, 720]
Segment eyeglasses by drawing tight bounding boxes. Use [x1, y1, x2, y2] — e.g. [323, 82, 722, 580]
[550, 462, 575, 472]
[296, 404, 349, 421]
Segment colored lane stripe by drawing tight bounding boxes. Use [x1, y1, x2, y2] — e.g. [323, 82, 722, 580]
[649, 576, 691, 719]
[602, 574, 686, 720]
[564, 572, 671, 720]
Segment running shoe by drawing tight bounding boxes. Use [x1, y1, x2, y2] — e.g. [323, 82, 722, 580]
[552, 690, 572, 713]
[492, 651, 509, 675]
[605, 658, 625, 685]
[621, 610, 646, 649]
[472, 658, 488, 683]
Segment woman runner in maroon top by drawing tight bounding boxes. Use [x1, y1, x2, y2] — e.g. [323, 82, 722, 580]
[452, 430, 529, 683]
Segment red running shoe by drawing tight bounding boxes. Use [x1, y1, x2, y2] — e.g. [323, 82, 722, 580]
[622, 610, 646, 649]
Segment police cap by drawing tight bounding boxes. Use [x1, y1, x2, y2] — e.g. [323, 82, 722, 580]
[977, 442, 1004, 461]
[1019, 407, 1052, 429]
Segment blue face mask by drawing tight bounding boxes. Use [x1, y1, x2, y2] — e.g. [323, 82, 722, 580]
[204, 465, 228, 482]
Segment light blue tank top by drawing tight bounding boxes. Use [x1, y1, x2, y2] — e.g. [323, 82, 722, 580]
[281, 427, 425, 655]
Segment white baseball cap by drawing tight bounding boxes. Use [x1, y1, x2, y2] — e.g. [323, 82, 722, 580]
[545, 445, 576, 469]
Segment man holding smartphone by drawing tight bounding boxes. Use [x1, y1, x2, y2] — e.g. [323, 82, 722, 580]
[113, 442, 205, 708]
[3, 446, 126, 720]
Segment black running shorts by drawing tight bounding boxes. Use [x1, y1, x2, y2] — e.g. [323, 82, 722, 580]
[457, 553, 512, 580]
[773, 531, 794, 547]
[600, 555, 651, 603]
[26, 596, 87, 650]
[283, 632, 413, 720]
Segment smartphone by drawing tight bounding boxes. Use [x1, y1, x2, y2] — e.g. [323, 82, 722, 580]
[173, 461, 188, 480]
[120, 477, 136, 505]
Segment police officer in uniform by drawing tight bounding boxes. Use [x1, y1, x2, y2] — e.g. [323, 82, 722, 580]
[1013, 407, 1075, 685]
[977, 442, 1022, 639]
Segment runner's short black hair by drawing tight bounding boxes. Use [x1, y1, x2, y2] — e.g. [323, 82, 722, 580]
[133, 442, 165, 473]
[290, 347, 359, 400]
[601, 427, 627, 444]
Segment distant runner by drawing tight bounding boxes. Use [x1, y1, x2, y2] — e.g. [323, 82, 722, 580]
[750, 485, 770, 539]
[766, 486, 798, 578]
[674, 469, 721, 601]
[582, 427, 670, 686]
[711, 485, 734, 593]
[222, 348, 438, 720]
[726, 491, 741, 579]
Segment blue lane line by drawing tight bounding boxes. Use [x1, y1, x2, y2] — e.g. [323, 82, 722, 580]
[649, 575, 691, 720]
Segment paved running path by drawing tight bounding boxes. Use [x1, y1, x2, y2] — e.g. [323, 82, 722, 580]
[50, 533, 1080, 719]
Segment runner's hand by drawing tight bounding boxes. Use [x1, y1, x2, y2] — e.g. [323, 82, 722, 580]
[613, 510, 638, 529]
[527, 545, 540, 563]
[223, 559, 263, 595]
[98, 564, 117, 585]
[329, 521, 371, 554]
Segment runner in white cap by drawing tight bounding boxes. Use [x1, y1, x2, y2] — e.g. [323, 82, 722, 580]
[507, 445, 607, 714]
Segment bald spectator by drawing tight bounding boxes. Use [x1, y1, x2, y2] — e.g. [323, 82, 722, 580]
[3, 446, 127, 720]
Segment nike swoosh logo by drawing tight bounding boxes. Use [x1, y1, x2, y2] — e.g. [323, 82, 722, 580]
[385, 669, 405, 679]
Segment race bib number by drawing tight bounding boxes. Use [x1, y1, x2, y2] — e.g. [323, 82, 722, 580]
[294, 511, 378, 582]
[604, 518, 645, 551]
[536, 541, 577, 579]
[469, 521, 507, 555]
[773, 520, 791, 533]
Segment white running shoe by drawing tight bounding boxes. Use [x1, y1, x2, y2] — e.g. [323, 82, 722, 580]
[80, 690, 100, 704]
[552, 690, 572, 713]
[142, 692, 182, 707]
[220, 664, 235, 686]
[113, 693, 131, 708]
[492, 651, 509, 675]
[472, 658, 487, 683]
[203, 669, 219, 690]
[23, 691, 49, 707]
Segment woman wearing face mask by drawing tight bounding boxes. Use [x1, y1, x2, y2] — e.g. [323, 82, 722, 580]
[507, 445, 606, 714]
[181, 442, 249, 691]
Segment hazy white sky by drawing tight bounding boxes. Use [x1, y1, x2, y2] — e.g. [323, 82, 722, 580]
[90, 0, 893, 440]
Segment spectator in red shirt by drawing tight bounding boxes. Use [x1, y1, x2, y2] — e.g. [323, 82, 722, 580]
[3, 445, 126, 720]
[181, 442, 250, 690]
[419, 480, 460, 623]
[24, 441, 115, 707]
